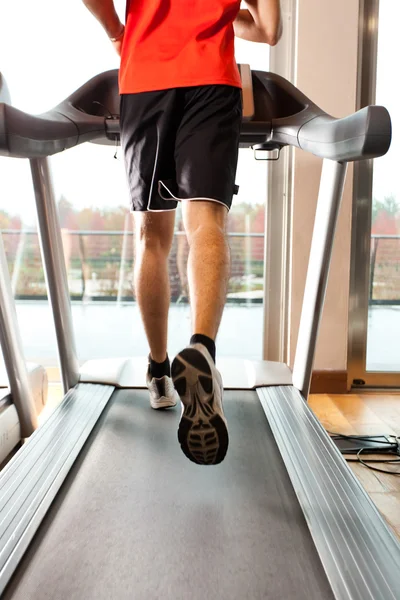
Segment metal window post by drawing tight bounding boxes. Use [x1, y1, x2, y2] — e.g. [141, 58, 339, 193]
[262, 0, 297, 363]
[30, 157, 80, 393]
[292, 159, 348, 399]
[0, 234, 37, 437]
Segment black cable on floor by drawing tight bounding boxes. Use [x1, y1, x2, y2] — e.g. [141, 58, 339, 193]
[350, 451, 400, 475]
[328, 432, 400, 475]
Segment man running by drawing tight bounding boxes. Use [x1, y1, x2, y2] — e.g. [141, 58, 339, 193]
[82, 0, 282, 465]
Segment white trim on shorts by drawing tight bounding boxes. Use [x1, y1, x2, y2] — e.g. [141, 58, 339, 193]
[129, 181, 229, 213]
[157, 181, 229, 210]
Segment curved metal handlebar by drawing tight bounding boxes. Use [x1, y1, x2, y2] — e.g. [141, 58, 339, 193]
[0, 69, 392, 162]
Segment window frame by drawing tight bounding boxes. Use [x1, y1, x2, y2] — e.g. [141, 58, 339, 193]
[348, 0, 400, 388]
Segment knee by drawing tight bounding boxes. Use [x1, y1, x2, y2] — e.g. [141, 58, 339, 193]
[136, 222, 172, 256]
[186, 221, 226, 248]
[183, 201, 228, 247]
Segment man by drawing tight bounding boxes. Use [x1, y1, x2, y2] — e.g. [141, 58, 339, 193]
[82, 0, 282, 465]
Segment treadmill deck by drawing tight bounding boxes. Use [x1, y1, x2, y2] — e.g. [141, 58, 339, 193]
[4, 389, 333, 599]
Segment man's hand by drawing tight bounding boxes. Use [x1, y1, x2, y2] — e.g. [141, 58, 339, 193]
[82, 0, 124, 53]
[111, 27, 125, 56]
[112, 35, 124, 57]
[234, 0, 282, 45]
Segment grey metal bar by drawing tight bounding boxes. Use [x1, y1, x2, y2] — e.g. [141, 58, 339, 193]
[30, 158, 80, 393]
[292, 159, 348, 398]
[0, 234, 37, 437]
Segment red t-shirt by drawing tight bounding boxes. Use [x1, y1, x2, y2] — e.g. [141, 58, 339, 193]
[119, 0, 242, 94]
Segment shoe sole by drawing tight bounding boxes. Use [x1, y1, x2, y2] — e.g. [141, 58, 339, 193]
[171, 348, 228, 466]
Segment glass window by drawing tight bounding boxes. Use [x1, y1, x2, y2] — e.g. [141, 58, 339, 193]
[1, 2, 269, 371]
[366, 0, 400, 372]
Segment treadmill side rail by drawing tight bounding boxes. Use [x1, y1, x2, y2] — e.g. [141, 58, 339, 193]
[0, 383, 114, 596]
[258, 385, 400, 600]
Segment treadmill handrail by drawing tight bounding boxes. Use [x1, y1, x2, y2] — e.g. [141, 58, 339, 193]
[297, 105, 392, 162]
[0, 68, 392, 162]
[0, 104, 80, 159]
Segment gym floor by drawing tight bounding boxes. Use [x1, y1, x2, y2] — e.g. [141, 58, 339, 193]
[309, 393, 400, 539]
[41, 384, 400, 540]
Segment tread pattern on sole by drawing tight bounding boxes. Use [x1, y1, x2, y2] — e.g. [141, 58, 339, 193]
[172, 349, 229, 466]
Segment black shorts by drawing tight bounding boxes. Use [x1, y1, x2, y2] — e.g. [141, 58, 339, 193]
[120, 85, 242, 212]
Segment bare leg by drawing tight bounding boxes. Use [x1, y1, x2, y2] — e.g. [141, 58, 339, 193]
[182, 200, 230, 340]
[173, 200, 230, 465]
[133, 210, 175, 362]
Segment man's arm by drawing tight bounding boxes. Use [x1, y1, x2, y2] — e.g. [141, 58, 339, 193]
[234, 0, 282, 45]
[82, 0, 125, 51]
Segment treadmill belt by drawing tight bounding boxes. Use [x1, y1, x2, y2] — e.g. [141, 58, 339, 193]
[4, 390, 334, 599]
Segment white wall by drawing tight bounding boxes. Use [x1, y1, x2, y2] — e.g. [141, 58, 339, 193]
[289, 0, 360, 370]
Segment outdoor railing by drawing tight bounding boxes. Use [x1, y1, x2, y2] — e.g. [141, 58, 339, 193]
[1, 229, 265, 304]
[2, 230, 398, 305]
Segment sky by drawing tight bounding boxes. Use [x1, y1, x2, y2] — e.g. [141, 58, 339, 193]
[0, 1, 398, 227]
[0, 0, 268, 227]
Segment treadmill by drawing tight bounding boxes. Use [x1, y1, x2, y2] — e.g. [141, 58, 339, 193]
[0, 66, 399, 600]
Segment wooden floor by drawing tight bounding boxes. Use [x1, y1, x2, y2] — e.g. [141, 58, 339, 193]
[42, 386, 400, 539]
[309, 393, 400, 539]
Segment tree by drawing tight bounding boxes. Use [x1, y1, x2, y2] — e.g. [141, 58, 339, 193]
[9, 215, 22, 229]
[373, 194, 399, 219]
[382, 195, 399, 216]
[58, 196, 75, 228]
[372, 194, 399, 234]
[103, 206, 129, 230]
[0, 210, 10, 230]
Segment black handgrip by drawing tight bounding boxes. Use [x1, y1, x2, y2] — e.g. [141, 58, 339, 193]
[0, 103, 79, 159]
